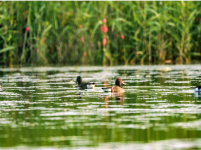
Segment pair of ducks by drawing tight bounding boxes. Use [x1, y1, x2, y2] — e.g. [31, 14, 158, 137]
[76, 76, 126, 92]
[76, 76, 201, 93]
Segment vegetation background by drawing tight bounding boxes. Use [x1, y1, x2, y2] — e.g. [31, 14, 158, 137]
[0, 1, 201, 67]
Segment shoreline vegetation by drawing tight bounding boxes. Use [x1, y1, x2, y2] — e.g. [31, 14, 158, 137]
[0, 1, 201, 67]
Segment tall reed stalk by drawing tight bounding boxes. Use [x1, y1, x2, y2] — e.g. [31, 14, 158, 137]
[0, 1, 200, 66]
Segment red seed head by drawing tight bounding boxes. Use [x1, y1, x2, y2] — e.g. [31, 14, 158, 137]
[25, 27, 29, 32]
[42, 38, 45, 43]
[103, 18, 107, 24]
[102, 38, 107, 46]
[121, 35, 125, 40]
[100, 25, 108, 33]
[104, 25, 108, 33]
[84, 51, 87, 57]
[81, 37, 84, 43]
[79, 24, 82, 29]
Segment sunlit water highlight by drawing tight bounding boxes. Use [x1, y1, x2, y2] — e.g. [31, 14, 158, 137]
[0, 65, 201, 150]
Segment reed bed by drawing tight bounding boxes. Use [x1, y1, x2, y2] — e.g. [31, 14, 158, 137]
[0, 1, 201, 67]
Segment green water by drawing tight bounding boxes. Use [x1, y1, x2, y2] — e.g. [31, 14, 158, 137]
[0, 65, 201, 150]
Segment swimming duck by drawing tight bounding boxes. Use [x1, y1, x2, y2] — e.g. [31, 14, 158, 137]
[76, 76, 95, 90]
[191, 86, 201, 92]
[102, 78, 126, 92]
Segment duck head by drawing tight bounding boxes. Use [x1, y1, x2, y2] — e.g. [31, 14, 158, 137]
[76, 76, 82, 84]
[115, 78, 126, 87]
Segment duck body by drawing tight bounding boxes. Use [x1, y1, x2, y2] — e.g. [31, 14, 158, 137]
[102, 78, 125, 93]
[192, 86, 201, 92]
[76, 76, 95, 90]
[77, 82, 95, 90]
[102, 86, 125, 93]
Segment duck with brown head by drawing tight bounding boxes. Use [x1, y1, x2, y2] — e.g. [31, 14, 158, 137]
[102, 78, 126, 93]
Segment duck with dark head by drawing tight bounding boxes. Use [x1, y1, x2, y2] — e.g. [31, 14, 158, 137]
[76, 76, 95, 90]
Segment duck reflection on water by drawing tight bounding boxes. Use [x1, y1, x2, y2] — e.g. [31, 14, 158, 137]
[103, 93, 124, 107]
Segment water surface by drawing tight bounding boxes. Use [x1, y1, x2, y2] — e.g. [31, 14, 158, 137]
[0, 65, 201, 150]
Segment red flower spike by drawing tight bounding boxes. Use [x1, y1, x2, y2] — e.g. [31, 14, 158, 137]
[25, 27, 29, 32]
[121, 35, 125, 40]
[84, 51, 87, 57]
[79, 24, 82, 29]
[102, 38, 107, 46]
[42, 38, 45, 43]
[81, 37, 84, 43]
[100, 25, 108, 33]
[103, 18, 107, 24]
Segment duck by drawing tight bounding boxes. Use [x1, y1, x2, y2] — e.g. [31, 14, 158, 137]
[102, 78, 126, 93]
[76, 76, 95, 90]
[191, 86, 201, 92]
